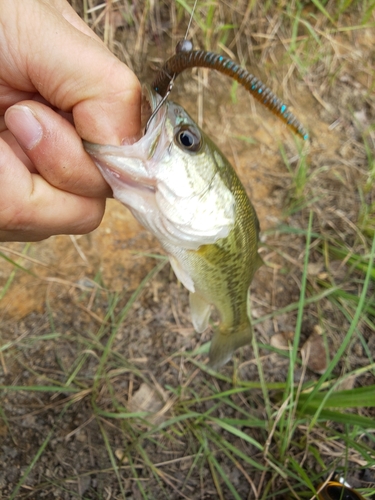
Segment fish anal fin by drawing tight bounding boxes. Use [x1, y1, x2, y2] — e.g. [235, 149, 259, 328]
[208, 322, 253, 370]
[189, 292, 211, 333]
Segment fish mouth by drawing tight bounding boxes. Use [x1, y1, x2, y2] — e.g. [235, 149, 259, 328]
[84, 85, 167, 195]
[84, 86, 168, 216]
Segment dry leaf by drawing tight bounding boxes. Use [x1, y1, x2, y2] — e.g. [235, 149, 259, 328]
[307, 262, 323, 276]
[115, 449, 129, 463]
[270, 333, 290, 350]
[128, 383, 165, 424]
[301, 330, 327, 374]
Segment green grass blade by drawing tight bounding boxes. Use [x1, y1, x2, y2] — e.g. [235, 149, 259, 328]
[301, 231, 375, 414]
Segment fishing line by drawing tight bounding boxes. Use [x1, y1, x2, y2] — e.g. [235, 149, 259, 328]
[184, 0, 198, 41]
[144, 0, 198, 134]
[144, 79, 174, 134]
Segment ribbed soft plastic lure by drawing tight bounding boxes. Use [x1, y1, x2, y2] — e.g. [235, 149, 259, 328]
[152, 41, 308, 140]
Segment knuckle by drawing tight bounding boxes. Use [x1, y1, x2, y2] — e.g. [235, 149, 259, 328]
[71, 199, 105, 234]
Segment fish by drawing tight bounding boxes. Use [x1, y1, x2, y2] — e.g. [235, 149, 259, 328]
[84, 46, 308, 368]
[84, 85, 262, 369]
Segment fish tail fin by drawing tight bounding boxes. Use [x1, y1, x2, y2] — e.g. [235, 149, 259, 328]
[208, 321, 253, 370]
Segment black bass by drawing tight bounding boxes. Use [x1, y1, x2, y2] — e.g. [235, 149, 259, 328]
[85, 85, 262, 368]
[84, 47, 308, 368]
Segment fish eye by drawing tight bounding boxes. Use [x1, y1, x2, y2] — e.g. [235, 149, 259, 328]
[175, 125, 202, 152]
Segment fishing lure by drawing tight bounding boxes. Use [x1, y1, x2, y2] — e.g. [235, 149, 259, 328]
[152, 42, 309, 140]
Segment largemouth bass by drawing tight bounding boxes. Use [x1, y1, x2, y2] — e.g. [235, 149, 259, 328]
[84, 47, 307, 369]
[85, 86, 262, 369]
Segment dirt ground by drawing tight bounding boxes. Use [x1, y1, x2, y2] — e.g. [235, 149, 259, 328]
[1, 3, 375, 500]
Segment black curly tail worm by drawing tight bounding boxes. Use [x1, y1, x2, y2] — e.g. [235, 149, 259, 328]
[152, 44, 308, 140]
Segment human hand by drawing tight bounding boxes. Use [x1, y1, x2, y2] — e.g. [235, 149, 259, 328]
[0, 0, 141, 242]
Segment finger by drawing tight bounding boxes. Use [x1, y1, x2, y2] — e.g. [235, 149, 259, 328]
[5, 102, 112, 198]
[0, 139, 105, 242]
[0, 129, 35, 172]
[48, 0, 104, 42]
[0, 0, 141, 145]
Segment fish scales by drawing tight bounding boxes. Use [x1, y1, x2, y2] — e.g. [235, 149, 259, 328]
[174, 135, 261, 367]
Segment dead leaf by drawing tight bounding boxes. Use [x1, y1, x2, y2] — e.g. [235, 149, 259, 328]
[128, 383, 165, 424]
[307, 262, 324, 276]
[270, 331, 294, 350]
[301, 330, 327, 374]
[115, 449, 129, 463]
[270, 333, 289, 350]
[336, 374, 357, 391]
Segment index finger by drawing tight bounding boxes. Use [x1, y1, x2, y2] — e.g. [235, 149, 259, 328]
[0, 0, 141, 145]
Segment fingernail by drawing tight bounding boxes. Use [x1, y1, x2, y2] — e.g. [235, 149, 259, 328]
[5, 105, 43, 150]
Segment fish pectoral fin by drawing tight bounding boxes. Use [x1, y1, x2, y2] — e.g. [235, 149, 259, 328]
[169, 255, 195, 293]
[208, 322, 253, 370]
[189, 292, 211, 333]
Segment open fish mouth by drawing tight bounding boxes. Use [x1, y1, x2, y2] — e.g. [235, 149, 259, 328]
[83, 85, 168, 195]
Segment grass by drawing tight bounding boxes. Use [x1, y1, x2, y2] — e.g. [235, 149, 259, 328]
[1, 0, 375, 498]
